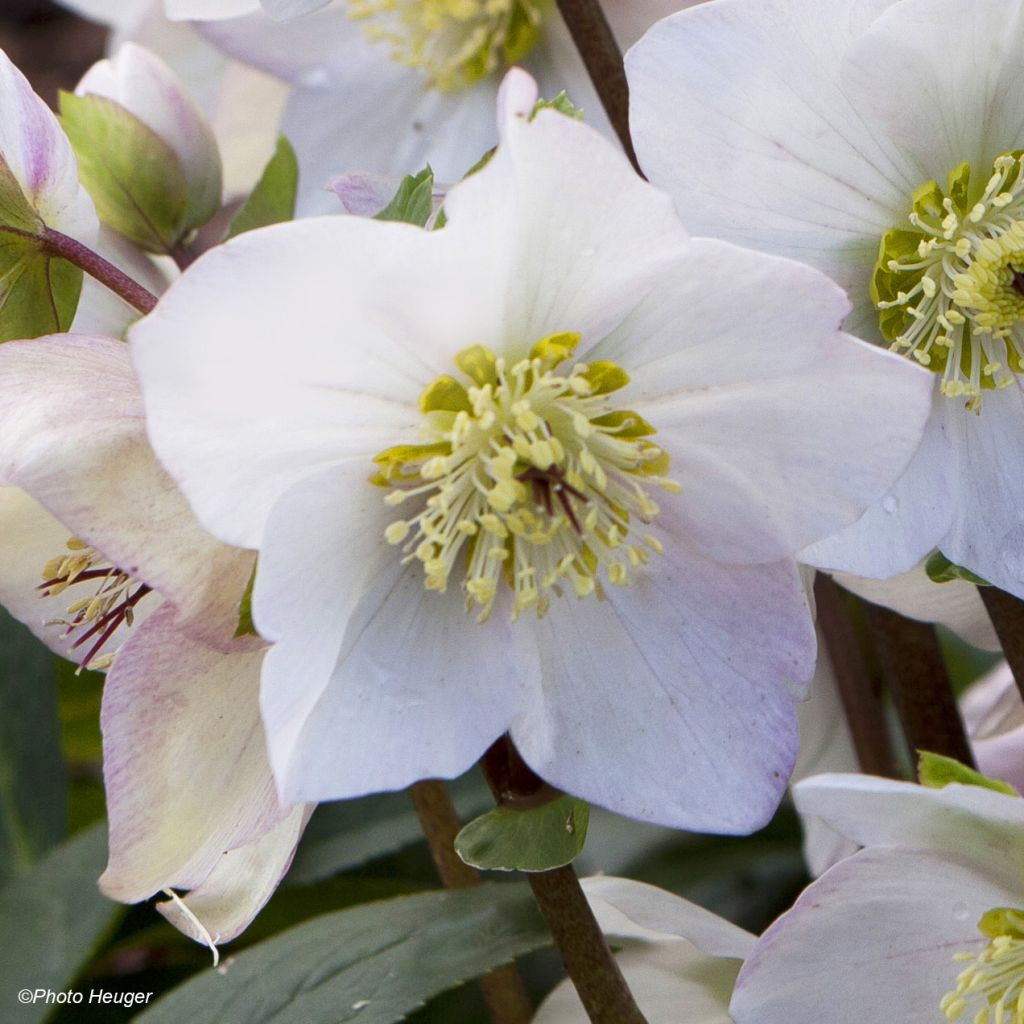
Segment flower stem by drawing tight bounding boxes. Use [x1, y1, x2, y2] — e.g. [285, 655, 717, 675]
[41, 226, 158, 315]
[813, 575, 901, 777]
[862, 600, 975, 767]
[553, 0, 642, 175]
[409, 780, 534, 1024]
[481, 738, 649, 1024]
[979, 586, 1024, 702]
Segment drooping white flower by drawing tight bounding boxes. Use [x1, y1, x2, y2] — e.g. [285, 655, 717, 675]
[627, 0, 1024, 597]
[132, 69, 932, 832]
[176, 0, 701, 212]
[536, 876, 752, 1024]
[0, 334, 306, 948]
[731, 773, 1024, 1024]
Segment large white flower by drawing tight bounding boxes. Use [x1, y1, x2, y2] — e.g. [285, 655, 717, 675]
[536, 876, 753, 1024]
[627, 0, 1024, 596]
[0, 333, 306, 947]
[171, 0, 698, 212]
[132, 69, 932, 833]
[731, 773, 1024, 1024]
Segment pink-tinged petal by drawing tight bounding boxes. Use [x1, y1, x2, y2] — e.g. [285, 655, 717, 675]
[593, 237, 934, 564]
[157, 805, 309, 946]
[0, 49, 97, 239]
[0, 334, 252, 641]
[794, 774, 1024, 888]
[255, 465, 526, 804]
[100, 605, 285, 907]
[961, 664, 1024, 794]
[731, 847, 1015, 1024]
[327, 172, 406, 217]
[77, 43, 222, 227]
[131, 216, 505, 548]
[942, 382, 1024, 598]
[801, 396, 957, 579]
[512, 542, 810, 832]
[832, 563, 999, 651]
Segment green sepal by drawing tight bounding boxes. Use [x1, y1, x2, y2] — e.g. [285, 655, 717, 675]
[945, 161, 972, 214]
[591, 409, 656, 438]
[59, 91, 188, 252]
[870, 228, 925, 342]
[420, 374, 471, 414]
[371, 440, 451, 486]
[454, 794, 589, 872]
[924, 550, 990, 586]
[529, 331, 580, 365]
[375, 166, 435, 228]
[234, 562, 258, 638]
[0, 154, 82, 342]
[582, 360, 630, 395]
[917, 750, 1017, 796]
[532, 90, 584, 121]
[455, 344, 498, 386]
[227, 135, 299, 240]
[979, 907, 1024, 940]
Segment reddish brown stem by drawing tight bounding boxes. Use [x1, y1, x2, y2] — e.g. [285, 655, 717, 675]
[979, 586, 1024, 703]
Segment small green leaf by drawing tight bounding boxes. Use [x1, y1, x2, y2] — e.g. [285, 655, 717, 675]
[227, 136, 299, 239]
[0, 823, 122, 1024]
[918, 750, 1017, 795]
[925, 550, 990, 585]
[375, 166, 435, 227]
[59, 91, 188, 252]
[138, 884, 550, 1024]
[532, 91, 584, 121]
[235, 563, 258, 638]
[0, 609, 65, 884]
[455, 794, 589, 873]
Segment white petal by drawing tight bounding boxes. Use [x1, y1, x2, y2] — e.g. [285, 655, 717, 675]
[157, 804, 309, 945]
[254, 462, 525, 803]
[832, 563, 999, 651]
[57, 0, 151, 30]
[961, 664, 1024, 794]
[626, 0, 907, 317]
[261, 0, 331, 19]
[800, 393, 956, 578]
[0, 49, 97, 240]
[795, 773, 1024, 888]
[731, 847, 1015, 1024]
[166, 0, 260, 19]
[100, 606, 285, 905]
[131, 215, 498, 548]
[942, 382, 1024, 598]
[538, 943, 740, 1024]
[0, 334, 252, 640]
[513, 543, 810, 832]
[580, 877, 756, 959]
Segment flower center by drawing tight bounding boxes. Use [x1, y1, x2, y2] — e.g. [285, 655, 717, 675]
[872, 152, 1024, 411]
[347, 0, 545, 92]
[372, 332, 679, 622]
[942, 907, 1024, 1023]
[39, 537, 151, 671]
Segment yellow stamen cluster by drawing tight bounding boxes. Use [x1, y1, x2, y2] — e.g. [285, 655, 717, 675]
[347, 0, 545, 91]
[372, 333, 679, 622]
[40, 537, 148, 671]
[873, 152, 1024, 411]
[943, 908, 1024, 1024]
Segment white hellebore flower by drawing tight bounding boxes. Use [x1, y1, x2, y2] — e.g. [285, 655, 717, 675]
[536, 876, 753, 1024]
[177, 0, 700, 212]
[0, 334, 307, 949]
[627, 0, 1024, 597]
[732, 774, 1024, 1024]
[132, 69, 932, 833]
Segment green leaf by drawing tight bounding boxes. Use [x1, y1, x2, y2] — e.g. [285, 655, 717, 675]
[234, 563, 258, 638]
[288, 771, 492, 885]
[59, 91, 188, 253]
[138, 884, 550, 1024]
[918, 750, 1018, 795]
[455, 795, 589, 873]
[374, 167, 435, 227]
[227, 136, 299, 240]
[0, 609, 66, 884]
[925, 550, 990, 586]
[0, 823, 122, 1024]
[532, 91, 584, 121]
[0, 154, 82, 342]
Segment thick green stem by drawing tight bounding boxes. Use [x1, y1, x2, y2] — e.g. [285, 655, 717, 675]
[409, 780, 534, 1024]
[481, 738, 649, 1024]
[553, 0, 641, 174]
